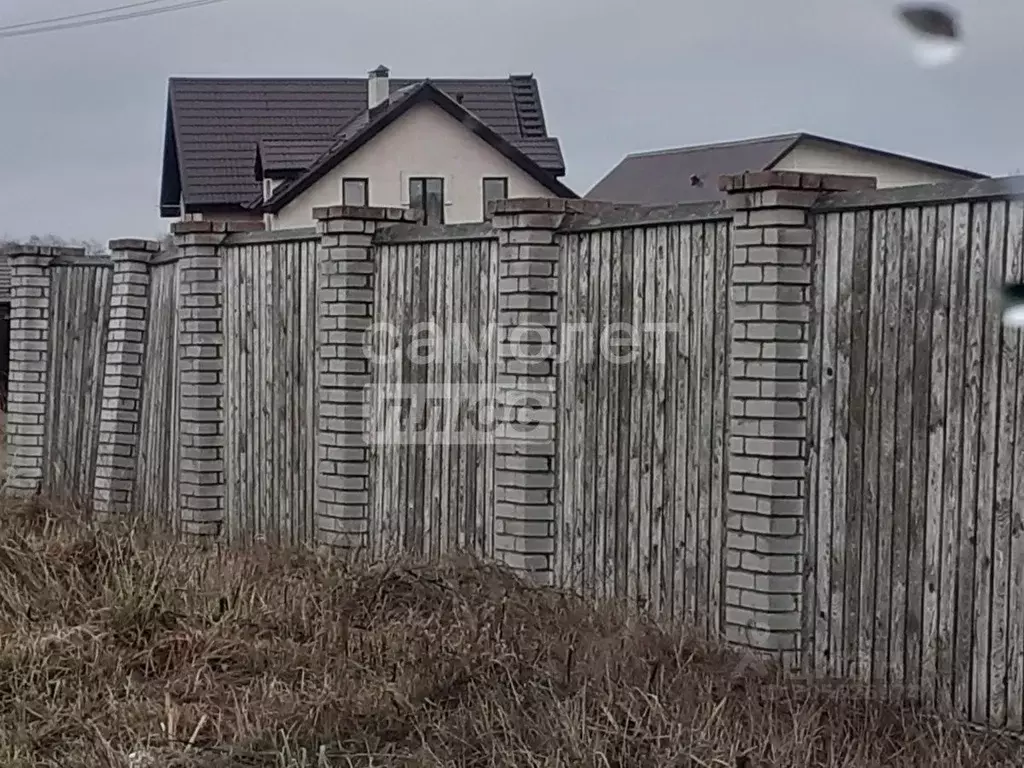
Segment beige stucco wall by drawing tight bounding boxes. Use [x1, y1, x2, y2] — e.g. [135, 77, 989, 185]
[771, 140, 973, 187]
[271, 102, 555, 229]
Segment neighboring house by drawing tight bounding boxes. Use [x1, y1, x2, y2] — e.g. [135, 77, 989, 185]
[159, 66, 575, 230]
[586, 132, 986, 206]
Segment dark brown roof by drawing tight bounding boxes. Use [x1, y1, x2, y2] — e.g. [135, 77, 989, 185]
[257, 138, 334, 176]
[262, 81, 576, 212]
[160, 74, 565, 216]
[585, 132, 986, 206]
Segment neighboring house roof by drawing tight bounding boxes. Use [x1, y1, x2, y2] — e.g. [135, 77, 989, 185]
[161, 74, 567, 216]
[585, 132, 987, 206]
[260, 80, 577, 212]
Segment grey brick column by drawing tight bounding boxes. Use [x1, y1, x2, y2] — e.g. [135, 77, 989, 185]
[491, 199, 564, 586]
[93, 239, 160, 517]
[172, 221, 229, 538]
[313, 205, 418, 554]
[719, 171, 875, 657]
[2, 246, 69, 495]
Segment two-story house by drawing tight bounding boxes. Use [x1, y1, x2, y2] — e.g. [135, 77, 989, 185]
[159, 66, 576, 229]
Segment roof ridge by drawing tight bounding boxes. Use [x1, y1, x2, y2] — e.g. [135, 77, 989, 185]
[626, 133, 803, 158]
[168, 75, 525, 83]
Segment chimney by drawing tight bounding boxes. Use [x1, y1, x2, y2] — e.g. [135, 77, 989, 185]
[368, 65, 390, 110]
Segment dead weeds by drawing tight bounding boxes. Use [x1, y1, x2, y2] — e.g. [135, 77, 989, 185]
[0, 500, 1017, 767]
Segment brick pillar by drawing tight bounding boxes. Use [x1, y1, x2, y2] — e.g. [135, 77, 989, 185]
[313, 205, 418, 554]
[3, 246, 69, 495]
[93, 239, 160, 516]
[172, 221, 228, 538]
[720, 171, 875, 657]
[491, 199, 564, 586]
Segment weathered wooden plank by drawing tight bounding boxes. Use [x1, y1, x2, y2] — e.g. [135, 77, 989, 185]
[804, 213, 823, 672]
[573, 232, 589, 590]
[709, 220, 728, 636]
[595, 229, 613, 600]
[457, 239, 470, 552]
[919, 205, 943, 707]
[485, 239, 499, 557]
[411, 241, 428, 556]
[584, 231, 601, 597]
[394, 242, 411, 554]
[302, 241, 317, 545]
[831, 211, 855, 678]
[662, 224, 680, 623]
[628, 227, 645, 606]
[888, 206, 916, 691]
[468, 239, 484, 554]
[616, 228, 635, 600]
[937, 204, 968, 713]
[956, 203, 987, 720]
[421, 243, 438, 557]
[380, 243, 399, 557]
[986, 200, 1011, 729]
[873, 207, 902, 690]
[896, 207, 922, 697]
[556, 232, 577, 587]
[815, 212, 839, 675]
[671, 223, 691, 622]
[682, 223, 699, 624]
[857, 210, 884, 682]
[651, 226, 668, 617]
[697, 223, 715, 631]
[605, 228, 624, 599]
[1003, 200, 1024, 732]
[638, 227, 654, 611]
[937, 203, 969, 711]
[223, 247, 238, 539]
[243, 245, 257, 542]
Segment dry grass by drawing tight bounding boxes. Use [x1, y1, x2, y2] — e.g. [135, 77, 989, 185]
[0, 501, 1018, 767]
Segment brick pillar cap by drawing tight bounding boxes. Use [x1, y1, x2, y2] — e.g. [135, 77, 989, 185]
[312, 204, 420, 223]
[718, 171, 877, 193]
[170, 220, 263, 236]
[1, 244, 83, 260]
[489, 197, 639, 219]
[108, 238, 162, 254]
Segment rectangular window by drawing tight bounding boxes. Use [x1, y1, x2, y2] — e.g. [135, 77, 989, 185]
[482, 177, 508, 220]
[409, 177, 445, 225]
[342, 177, 369, 206]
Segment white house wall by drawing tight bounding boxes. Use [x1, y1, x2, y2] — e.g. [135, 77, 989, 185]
[272, 102, 555, 229]
[771, 139, 972, 187]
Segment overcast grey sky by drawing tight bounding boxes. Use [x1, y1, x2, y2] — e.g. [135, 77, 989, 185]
[0, 0, 1020, 243]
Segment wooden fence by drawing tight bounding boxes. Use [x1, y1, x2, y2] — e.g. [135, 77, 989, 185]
[805, 195, 1024, 728]
[556, 215, 730, 636]
[368, 235, 500, 560]
[8, 175, 1024, 733]
[221, 235, 319, 546]
[42, 259, 111, 502]
[134, 258, 181, 526]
